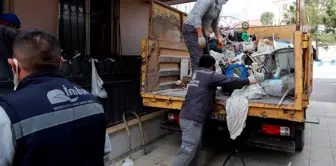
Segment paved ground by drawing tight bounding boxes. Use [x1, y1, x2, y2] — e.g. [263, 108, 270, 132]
[113, 60, 336, 166]
[114, 100, 336, 166]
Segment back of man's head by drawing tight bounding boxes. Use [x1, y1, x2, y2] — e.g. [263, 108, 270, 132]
[13, 30, 61, 74]
[199, 55, 216, 68]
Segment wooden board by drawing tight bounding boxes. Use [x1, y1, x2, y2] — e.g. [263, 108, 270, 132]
[144, 39, 189, 92]
[146, 40, 160, 92]
[240, 25, 296, 41]
[159, 76, 179, 84]
[151, 2, 182, 42]
[160, 63, 179, 69]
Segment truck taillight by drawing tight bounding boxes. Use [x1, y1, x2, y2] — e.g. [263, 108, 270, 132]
[168, 113, 179, 123]
[262, 124, 291, 136]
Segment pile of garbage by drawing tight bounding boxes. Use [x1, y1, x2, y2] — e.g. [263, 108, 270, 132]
[208, 29, 295, 99]
[209, 30, 296, 140]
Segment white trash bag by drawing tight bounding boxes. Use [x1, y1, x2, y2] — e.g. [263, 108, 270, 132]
[261, 75, 294, 97]
[244, 84, 267, 99]
[226, 93, 249, 140]
[91, 59, 107, 98]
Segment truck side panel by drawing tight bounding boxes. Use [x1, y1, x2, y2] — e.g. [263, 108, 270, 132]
[141, 0, 311, 123]
[142, 39, 189, 92]
[149, 1, 186, 42]
[240, 25, 296, 41]
[143, 2, 189, 92]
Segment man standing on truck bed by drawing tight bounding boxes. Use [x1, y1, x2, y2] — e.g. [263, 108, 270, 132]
[183, 0, 228, 73]
[0, 30, 111, 166]
[172, 55, 264, 166]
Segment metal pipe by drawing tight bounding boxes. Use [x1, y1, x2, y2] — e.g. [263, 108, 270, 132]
[122, 111, 148, 155]
[296, 0, 301, 30]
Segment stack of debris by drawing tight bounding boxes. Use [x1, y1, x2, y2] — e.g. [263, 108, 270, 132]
[207, 31, 296, 139]
[208, 30, 295, 99]
[172, 28, 296, 101]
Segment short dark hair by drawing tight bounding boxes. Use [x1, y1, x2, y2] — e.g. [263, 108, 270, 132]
[13, 29, 61, 73]
[199, 55, 216, 68]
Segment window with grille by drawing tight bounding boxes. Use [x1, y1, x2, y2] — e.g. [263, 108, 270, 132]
[58, 0, 87, 59]
[58, 0, 114, 59]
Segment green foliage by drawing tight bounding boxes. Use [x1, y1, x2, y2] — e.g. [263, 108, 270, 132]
[305, 0, 336, 45]
[317, 33, 336, 46]
[282, 5, 296, 25]
[260, 12, 275, 25]
[322, 0, 336, 33]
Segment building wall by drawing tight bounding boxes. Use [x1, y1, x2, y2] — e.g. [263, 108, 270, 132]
[119, 0, 149, 55]
[12, 0, 59, 35]
[8, 0, 167, 162]
[11, 0, 149, 55]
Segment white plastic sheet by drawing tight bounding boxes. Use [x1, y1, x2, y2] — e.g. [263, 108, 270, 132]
[91, 59, 107, 98]
[226, 84, 266, 140]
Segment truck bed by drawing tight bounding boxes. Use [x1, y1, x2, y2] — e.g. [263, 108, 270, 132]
[150, 89, 295, 105]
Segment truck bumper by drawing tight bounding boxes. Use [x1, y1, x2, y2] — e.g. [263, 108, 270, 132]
[161, 112, 304, 153]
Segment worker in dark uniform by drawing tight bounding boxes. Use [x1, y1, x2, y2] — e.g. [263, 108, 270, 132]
[183, 0, 228, 73]
[0, 13, 20, 80]
[0, 30, 111, 166]
[172, 55, 264, 166]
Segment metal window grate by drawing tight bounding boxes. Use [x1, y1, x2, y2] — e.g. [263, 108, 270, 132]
[59, 0, 87, 59]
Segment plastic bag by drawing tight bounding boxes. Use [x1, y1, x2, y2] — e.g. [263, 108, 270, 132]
[226, 94, 248, 140]
[226, 84, 266, 140]
[261, 75, 294, 97]
[281, 74, 295, 96]
[244, 84, 267, 99]
[91, 59, 107, 98]
[224, 64, 248, 78]
[225, 50, 236, 61]
[120, 158, 134, 166]
[210, 50, 226, 74]
[242, 40, 255, 52]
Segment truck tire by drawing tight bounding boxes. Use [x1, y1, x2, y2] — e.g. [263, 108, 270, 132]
[295, 129, 304, 151]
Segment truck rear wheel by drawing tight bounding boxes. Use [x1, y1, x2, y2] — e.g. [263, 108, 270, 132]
[295, 129, 304, 151]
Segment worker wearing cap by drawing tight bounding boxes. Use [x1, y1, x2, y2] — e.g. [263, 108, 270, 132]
[0, 13, 20, 59]
[183, 0, 228, 73]
[0, 13, 21, 29]
[172, 55, 264, 166]
[0, 13, 20, 80]
[0, 30, 111, 166]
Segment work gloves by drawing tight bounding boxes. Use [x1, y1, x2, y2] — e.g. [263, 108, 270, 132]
[248, 73, 265, 84]
[198, 36, 206, 48]
[198, 36, 224, 49]
[217, 39, 224, 48]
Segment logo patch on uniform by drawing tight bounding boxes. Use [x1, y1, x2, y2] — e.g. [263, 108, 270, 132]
[47, 85, 89, 104]
[192, 72, 197, 80]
